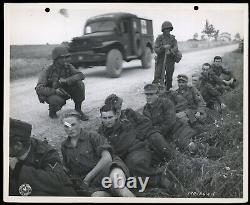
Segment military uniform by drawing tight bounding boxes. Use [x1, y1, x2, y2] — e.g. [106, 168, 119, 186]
[9, 118, 76, 196]
[211, 63, 232, 78]
[98, 120, 163, 186]
[120, 108, 174, 164]
[171, 75, 207, 130]
[143, 96, 197, 152]
[153, 34, 179, 90]
[199, 71, 224, 109]
[61, 129, 118, 195]
[35, 62, 85, 115]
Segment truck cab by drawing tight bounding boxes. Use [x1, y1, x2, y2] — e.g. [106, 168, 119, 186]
[68, 12, 154, 77]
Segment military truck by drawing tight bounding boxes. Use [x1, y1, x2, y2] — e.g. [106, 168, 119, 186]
[68, 12, 154, 77]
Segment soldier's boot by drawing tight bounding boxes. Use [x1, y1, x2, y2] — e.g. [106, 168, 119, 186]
[75, 102, 89, 121]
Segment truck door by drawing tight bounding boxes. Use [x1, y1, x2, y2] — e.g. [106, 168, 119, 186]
[120, 19, 134, 57]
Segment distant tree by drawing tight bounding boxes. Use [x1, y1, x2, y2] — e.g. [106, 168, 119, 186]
[202, 20, 216, 41]
[213, 30, 220, 41]
[234, 33, 241, 41]
[200, 35, 206, 41]
[193, 33, 199, 40]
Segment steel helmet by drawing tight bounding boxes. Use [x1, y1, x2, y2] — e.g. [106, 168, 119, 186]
[161, 21, 173, 32]
[51, 46, 70, 61]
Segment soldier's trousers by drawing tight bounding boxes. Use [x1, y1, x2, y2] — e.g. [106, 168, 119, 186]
[153, 57, 175, 90]
[124, 149, 160, 187]
[147, 132, 175, 164]
[169, 119, 197, 152]
[46, 81, 85, 112]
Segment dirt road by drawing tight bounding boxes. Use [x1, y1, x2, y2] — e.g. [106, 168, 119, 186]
[9, 44, 238, 144]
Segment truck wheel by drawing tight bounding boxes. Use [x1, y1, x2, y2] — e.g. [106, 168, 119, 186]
[141, 47, 152, 69]
[106, 49, 123, 78]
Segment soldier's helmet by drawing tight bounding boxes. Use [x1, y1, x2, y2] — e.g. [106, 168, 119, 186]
[161, 21, 173, 32]
[52, 46, 70, 61]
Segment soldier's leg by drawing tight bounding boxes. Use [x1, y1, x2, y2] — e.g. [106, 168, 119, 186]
[65, 81, 89, 121]
[165, 62, 175, 90]
[109, 167, 135, 197]
[147, 132, 175, 164]
[46, 95, 66, 118]
[153, 57, 165, 85]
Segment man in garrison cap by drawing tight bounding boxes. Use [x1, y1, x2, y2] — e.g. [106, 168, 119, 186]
[35, 46, 88, 120]
[171, 74, 207, 132]
[9, 118, 76, 196]
[142, 83, 197, 153]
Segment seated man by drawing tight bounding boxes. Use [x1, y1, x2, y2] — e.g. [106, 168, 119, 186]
[142, 83, 197, 153]
[98, 104, 177, 194]
[35, 46, 88, 120]
[61, 110, 134, 197]
[211, 56, 236, 88]
[9, 118, 76, 196]
[171, 74, 207, 131]
[104, 94, 174, 164]
[199, 63, 227, 111]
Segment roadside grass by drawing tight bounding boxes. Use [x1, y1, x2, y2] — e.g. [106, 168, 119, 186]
[9, 41, 235, 81]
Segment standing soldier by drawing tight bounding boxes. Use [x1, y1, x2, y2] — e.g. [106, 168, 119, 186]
[9, 118, 76, 196]
[153, 21, 182, 90]
[35, 46, 89, 120]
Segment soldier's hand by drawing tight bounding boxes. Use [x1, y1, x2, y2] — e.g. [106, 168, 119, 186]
[9, 157, 19, 170]
[221, 103, 227, 110]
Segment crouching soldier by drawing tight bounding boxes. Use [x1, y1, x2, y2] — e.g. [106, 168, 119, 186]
[171, 74, 207, 133]
[35, 46, 88, 120]
[199, 63, 227, 112]
[142, 84, 197, 153]
[9, 118, 76, 196]
[98, 104, 178, 194]
[61, 110, 134, 197]
[104, 94, 174, 165]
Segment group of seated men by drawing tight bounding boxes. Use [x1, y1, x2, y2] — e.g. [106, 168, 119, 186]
[9, 55, 236, 197]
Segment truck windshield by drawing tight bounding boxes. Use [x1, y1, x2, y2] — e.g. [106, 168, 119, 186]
[85, 21, 116, 34]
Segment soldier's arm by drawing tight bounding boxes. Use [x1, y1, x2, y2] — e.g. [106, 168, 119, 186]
[222, 66, 233, 78]
[125, 108, 153, 140]
[154, 35, 165, 55]
[204, 83, 223, 103]
[161, 99, 176, 134]
[35, 69, 57, 96]
[12, 148, 76, 196]
[170, 38, 179, 55]
[83, 133, 112, 184]
[64, 64, 85, 85]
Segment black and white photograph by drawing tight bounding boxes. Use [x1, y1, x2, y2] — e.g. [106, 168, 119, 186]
[4, 3, 248, 203]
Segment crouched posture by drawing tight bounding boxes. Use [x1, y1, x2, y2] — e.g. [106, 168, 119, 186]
[35, 46, 88, 120]
[9, 118, 76, 196]
[171, 74, 207, 132]
[61, 110, 134, 197]
[143, 84, 197, 152]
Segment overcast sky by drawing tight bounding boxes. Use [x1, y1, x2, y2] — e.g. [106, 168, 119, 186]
[5, 3, 247, 45]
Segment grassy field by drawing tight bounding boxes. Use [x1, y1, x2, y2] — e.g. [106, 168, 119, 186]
[9, 41, 234, 81]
